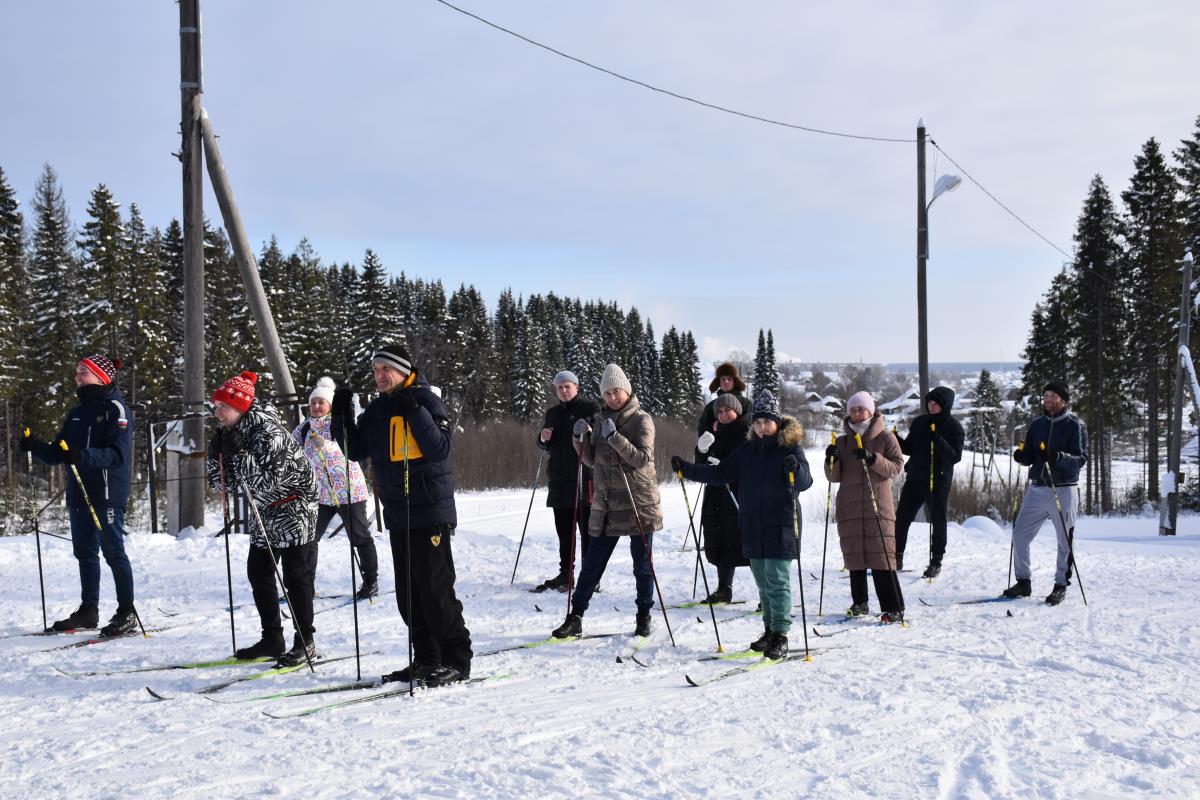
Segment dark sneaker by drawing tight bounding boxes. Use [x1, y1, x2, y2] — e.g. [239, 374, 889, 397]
[277, 634, 316, 667]
[50, 604, 99, 632]
[763, 632, 789, 660]
[99, 606, 138, 637]
[1003, 579, 1032, 599]
[383, 661, 438, 683]
[846, 602, 870, 617]
[750, 627, 772, 652]
[355, 580, 379, 601]
[634, 612, 652, 637]
[422, 664, 467, 687]
[702, 586, 733, 605]
[235, 634, 286, 660]
[880, 610, 905, 625]
[552, 613, 583, 639]
[1044, 584, 1067, 606]
[922, 563, 941, 579]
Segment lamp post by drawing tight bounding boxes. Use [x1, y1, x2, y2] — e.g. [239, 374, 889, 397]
[916, 120, 961, 400]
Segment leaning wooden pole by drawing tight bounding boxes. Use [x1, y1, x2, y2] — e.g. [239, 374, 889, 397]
[178, 0, 207, 534]
[199, 109, 298, 417]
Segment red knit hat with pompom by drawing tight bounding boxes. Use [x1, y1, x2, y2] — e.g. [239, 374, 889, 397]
[212, 370, 258, 413]
[79, 354, 123, 385]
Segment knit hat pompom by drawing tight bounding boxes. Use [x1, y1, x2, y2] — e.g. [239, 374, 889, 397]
[212, 370, 258, 414]
[310, 376, 337, 405]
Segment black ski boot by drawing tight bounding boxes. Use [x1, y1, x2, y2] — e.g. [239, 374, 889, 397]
[532, 573, 567, 593]
[750, 627, 772, 652]
[235, 631, 286, 660]
[50, 604, 99, 632]
[922, 562, 942, 579]
[701, 585, 733, 605]
[383, 661, 438, 683]
[880, 610, 905, 625]
[1003, 578, 1032, 598]
[277, 633, 316, 667]
[846, 602, 870, 617]
[552, 613, 583, 639]
[634, 612, 652, 637]
[895, 553, 904, 572]
[99, 606, 138, 637]
[1044, 584, 1067, 606]
[764, 632, 789, 661]
[355, 579, 379, 601]
[423, 664, 467, 687]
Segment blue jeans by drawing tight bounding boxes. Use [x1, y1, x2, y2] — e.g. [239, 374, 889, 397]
[68, 505, 135, 609]
[570, 533, 655, 615]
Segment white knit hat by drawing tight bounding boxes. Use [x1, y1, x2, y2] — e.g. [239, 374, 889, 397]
[310, 376, 337, 404]
[599, 364, 632, 395]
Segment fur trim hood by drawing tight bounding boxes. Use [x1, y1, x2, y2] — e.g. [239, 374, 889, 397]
[748, 414, 805, 448]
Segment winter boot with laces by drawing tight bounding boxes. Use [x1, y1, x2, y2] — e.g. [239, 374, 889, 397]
[701, 585, 733, 605]
[922, 562, 942, 579]
[422, 664, 467, 687]
[552, 613, 583, 639]
[1044, 584, 1068, 606]
[1003, 578, 1032, 599]
[846, 602, 870, 617]
[634, 612, 652, 637]
[750, 627, 772, 652]
[383, 661, 438, 684]
[235, 631, 286, 660]
[276, 633, 317, 667]
[99, 606, 138, 637]
[763, 632, 789, 661]
[355, 579, 380, 601]
[50, 604, 99, 632]
[880, 610, 905, 625]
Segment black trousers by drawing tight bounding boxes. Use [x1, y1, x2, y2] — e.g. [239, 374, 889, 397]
[552, 505, 591, 577]
[849, 569, 904, 613]
[894, 477, 950, 564]
[247, 542, 314, 639]
[305, 501, 379, 590]
[391, 524, 473, 673]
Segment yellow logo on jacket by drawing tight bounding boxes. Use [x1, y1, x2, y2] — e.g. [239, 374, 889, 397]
[430, 533, 442, 547]
[389, 417, 424, 462]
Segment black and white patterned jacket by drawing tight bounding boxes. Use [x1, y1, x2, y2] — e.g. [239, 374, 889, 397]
[206, 401, 317, 548]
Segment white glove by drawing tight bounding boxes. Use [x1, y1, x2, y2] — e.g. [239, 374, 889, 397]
[707, 455, 720, 465]
[697, 432, 715, 453]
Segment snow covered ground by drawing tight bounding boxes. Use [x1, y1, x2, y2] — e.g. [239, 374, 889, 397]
[1, 445, 1198, 798]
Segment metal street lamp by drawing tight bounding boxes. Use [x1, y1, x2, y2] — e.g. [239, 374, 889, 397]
[916, 119, 961, 401]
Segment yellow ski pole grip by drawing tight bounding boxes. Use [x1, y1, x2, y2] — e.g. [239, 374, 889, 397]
[854, 433, 864, 449]
[58, 440, 69, 453]
[830, 431, 837, 444]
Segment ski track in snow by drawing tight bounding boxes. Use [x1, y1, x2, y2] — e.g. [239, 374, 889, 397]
[1, 446, 1198, 797]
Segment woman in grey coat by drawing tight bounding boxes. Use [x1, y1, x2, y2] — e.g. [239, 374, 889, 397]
[552, 364, 663, 639]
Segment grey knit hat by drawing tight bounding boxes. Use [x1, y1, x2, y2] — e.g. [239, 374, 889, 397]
[553, 370, 580, 386]
[714, 393, 741, 414]
[599, 364, 632, 395]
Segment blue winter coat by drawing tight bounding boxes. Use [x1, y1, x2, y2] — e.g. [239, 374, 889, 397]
[678, 415, 812, 560]
[335, 371, 456, 531]
[1019, 409, 1088, 487]
[32, 383, 132, 511]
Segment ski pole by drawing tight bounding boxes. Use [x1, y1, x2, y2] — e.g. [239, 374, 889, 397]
[677, 472, 722, 652]
[788, 469, 812, 662]
[1040, 443, 1088, 606]
[854, 433, 906, 625]
[618, 467, 675, 647]
[1008, 440, 1025, 586]
[927, 421, 936, 583]
[33, 507, 48, 632]
[238, 480, 316, 673]
[678, 472, 705, 553]
[324, 421, 363, 681]
[217, 454, 238, 656]
[689, 485, 705, 598]
[819, 430, 835, 615]
[403, 423, 414, 696]
[59, 440, 147, 638]
[510, 451, 547, 585]
[566, 448, 584, 616]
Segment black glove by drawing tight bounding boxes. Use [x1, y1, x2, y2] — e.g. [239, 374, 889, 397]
[853, 446, 876, 465]
[1044, 447, 1059, 464]
[1013, 446, 1030, 466]
[331, 386, 354, 420]
[18, 430, 39, 452]
[670, 455, 685, 473]
[212, 428, 244, 460]
[58, 441, 81, 465]
[783, 455, 799, 476]
[393, 390, 419, 415]
[824, 444, 839, 462]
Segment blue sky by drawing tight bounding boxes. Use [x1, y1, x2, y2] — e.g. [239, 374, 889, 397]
[3, 2, 1198, 365]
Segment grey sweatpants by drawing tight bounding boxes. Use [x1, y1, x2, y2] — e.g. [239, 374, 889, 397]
[1012, 484, 1078, 586]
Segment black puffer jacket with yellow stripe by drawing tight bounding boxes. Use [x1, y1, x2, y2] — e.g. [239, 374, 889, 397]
[336, 371, 456, 532]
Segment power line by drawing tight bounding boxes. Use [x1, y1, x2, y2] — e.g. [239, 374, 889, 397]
[929, 140, 1073, 260]
[431, 0, 914, 144]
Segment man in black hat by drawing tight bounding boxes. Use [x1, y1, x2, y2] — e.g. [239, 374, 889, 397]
[1003, 381, 1088, 606]
[332, 345, 472, 685]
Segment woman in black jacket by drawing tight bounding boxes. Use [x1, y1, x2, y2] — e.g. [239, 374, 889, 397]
[694, 392, 751, 603]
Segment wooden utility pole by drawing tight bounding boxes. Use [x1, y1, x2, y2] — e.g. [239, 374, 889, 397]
[916, 120, 930, 402]
[178, 0, 206, 534]
[200, 110, 299, 421]
[1164, 250, 1195, 535]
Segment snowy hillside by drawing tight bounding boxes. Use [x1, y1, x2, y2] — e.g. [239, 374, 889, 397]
[1, 446, 1197, 798]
